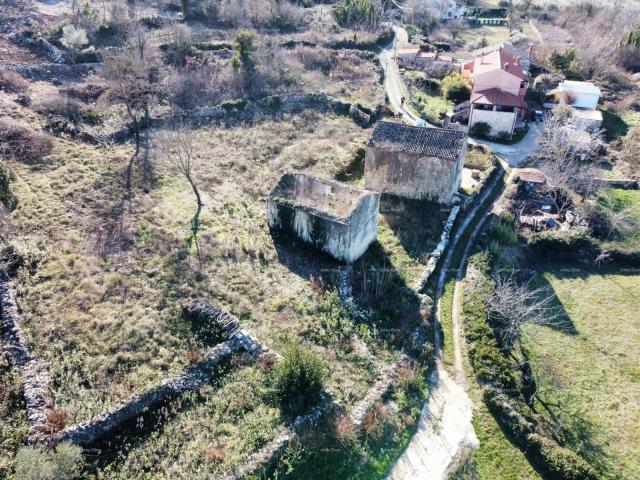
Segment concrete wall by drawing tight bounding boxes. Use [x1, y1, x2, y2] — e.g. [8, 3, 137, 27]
[267, 192, 379, 263]
[470, 107, 516, 136]
[566, 92, 599, 110]
[364, 147, 465, 204]
[474, 70, 522, 96]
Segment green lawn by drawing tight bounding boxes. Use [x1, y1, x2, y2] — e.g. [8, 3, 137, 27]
[622, 110, 640, 128]
[410, 89, 453, 126]
[597, 188, 640, 252]
[468, 389, 543, 480]
[523, 266, 640, 480]
[458, 25, 510, 47]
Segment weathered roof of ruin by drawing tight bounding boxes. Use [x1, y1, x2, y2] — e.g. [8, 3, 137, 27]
[367, 121, 467, 161]
[268, 173, 378, 223]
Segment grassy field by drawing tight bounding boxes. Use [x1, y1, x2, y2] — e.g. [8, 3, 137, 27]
[597, 188, 640, 253]
[409, 89, 452, 126]
[458, 25, 509, 48]
[523, 265, 640, 480]
[10, 112, 385, 422]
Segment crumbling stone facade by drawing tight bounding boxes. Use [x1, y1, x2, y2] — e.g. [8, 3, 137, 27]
[365, 122, 467, 204]
[267, 173, 380, 263]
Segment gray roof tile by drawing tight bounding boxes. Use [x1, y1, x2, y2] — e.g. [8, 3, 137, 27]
[367, 121, 466, 161]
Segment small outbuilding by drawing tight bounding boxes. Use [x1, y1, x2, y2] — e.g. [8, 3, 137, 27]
[518, 168, 546, 191]
[267, 173, 380, 263]
[364, 121, 467, 204]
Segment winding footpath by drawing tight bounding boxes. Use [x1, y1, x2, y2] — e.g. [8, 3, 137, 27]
[382, 26, 530, 479]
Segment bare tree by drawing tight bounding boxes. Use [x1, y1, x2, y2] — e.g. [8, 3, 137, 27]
[488, 272, 568, 349]
[533, 114, 601, 215]
[102, 48, 159, 155]
[158, 123, 203, 257]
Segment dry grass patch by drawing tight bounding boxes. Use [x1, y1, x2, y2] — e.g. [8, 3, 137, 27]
[9, 111, 386, 422]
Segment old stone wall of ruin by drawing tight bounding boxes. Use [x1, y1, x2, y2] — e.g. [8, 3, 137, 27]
[364, 147, 465, 204]
[267, 189, 379, 263]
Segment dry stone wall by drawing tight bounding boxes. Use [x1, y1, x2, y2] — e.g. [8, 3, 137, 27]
[47, 300, 274, 447]
[0, 278, 52, 436]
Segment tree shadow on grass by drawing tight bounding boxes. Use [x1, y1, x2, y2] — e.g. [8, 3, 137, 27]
[526, 271, 578, 336]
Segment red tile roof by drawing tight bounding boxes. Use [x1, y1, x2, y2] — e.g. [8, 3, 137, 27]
[465, 47, 528, 81]
[519, 169, 546, 183]
[471, 88, 527, 108]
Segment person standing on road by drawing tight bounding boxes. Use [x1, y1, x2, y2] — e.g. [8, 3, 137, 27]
[400, 96, 405, 107]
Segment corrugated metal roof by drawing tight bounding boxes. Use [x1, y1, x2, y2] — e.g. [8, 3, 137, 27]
[367, 121, 466, 161]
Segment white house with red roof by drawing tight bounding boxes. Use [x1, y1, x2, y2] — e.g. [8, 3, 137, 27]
[461, 47, 529, 138]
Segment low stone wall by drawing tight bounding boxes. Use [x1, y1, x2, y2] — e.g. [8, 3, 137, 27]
[53, 340, 238, 446]
[7, 63, 99, 82]
[0, 278, 52, 435]
[222, 392, 342, 480]
[350, 355, 409, 430]
[9, 32, 65, 63]
[419, 206, 461, 290]
[193, 92, 375, 127]
[47, 301, 273, 447]
[337, 265, 371, 321]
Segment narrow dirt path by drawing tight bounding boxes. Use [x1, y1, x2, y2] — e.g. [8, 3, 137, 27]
[388, 169, 504, 479]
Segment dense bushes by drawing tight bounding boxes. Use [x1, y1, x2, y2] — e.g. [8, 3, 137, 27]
[0, 118, 53, 163]
[269, 343, 326, 416]
[333, 0, 379, 29]
[489, 218, 518, 245]
[0, 161, 18, 211]
[441, 73, 471, 104]
[527, 228, 594, 259]
[469, 121, 491, 138]
[462, 253, 519, 390]
[484, 389, 597, 480]
[15, 443, 84, 480]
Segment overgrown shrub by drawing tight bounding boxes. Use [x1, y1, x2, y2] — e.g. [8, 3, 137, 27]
[0, 71, 29, 93]
[526, 434, 598, 480]
[294, 45, 336, 74]
[0, 118, 53, 163]
[490, 219, 518, 245]
[269, 343, 326, 416]
[333, 0, 379, 29]
[35, 94, 101, 126]
[527, 228, 594, 259]
[442, 73, 471, 104]
[301, 290, 355, 348]
[0, 161, 17, 211]
[462, 253, 519, 390]
[469, 121, 492, 138]
[15, 443, 84, 480]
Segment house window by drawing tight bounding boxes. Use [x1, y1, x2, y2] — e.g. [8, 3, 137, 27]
[479, 104, 493, 111]
[495, 105, 515, 113]
[520, 82, 525, 89]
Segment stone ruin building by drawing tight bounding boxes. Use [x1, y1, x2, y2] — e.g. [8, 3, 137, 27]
[365, 121, 467, 204]
[267, 173, 380, 263]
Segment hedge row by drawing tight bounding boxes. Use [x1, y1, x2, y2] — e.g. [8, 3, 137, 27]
[463, 252, 518, 390]
[484, 389, 598, 480]
[528, 229, 640, 266]
[464, 253, 598, 480]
